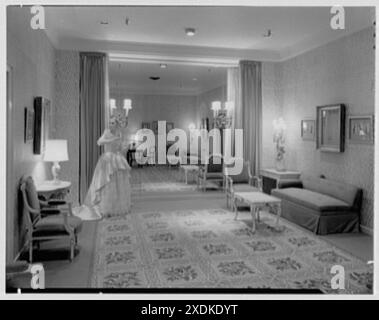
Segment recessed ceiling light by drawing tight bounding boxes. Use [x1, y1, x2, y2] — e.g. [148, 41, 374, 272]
[100, 21, 109, 25]
[192, 78, 197, 81]
[149, 76, 160, 81]
[160, 64, 167, 69]
[185, 28, 196, 36]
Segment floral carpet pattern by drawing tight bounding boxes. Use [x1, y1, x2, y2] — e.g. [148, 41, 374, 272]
[130, 166, 219, 193]
[91, 208, 373, 293]
[131, 166, 197, 193]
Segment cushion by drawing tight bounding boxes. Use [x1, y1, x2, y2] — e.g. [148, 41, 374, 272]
[33, 215, 83, 237]
[232, 184, 260, 192]
[23, 176, 40, 222]
[205, 172, 224, 179]
[272, 188, 351, 214]
[301, 175, 359, 206]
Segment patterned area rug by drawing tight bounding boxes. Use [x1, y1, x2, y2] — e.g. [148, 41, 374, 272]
[132, 182, 198, 193]
[91, 209, 372, 293]
[130, 166, 219, 193]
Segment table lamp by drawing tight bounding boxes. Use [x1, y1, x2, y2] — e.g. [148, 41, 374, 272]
[43, 139, 69, 184]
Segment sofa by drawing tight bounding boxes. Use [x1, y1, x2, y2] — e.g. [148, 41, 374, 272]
[271, 175, 362, 235]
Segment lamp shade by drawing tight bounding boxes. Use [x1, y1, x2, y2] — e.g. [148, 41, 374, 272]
[211, 101, 221, 111]
[123, 99, 132, 110]
[43, 140, 69, 162]
[110, 99, 117, 109]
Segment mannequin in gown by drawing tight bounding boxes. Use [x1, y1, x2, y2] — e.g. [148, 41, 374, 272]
[73, 117, 131, 220]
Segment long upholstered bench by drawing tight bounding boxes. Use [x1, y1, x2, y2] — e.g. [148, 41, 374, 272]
[271, 175, 362, 235]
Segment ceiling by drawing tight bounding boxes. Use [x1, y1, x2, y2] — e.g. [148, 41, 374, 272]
[42, 6, 373, 95]
[45, 6, 373, 61]
[109, 61, 226, 95]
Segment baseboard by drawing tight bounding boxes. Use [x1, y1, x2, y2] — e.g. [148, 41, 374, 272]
[360, 224, 373, 236]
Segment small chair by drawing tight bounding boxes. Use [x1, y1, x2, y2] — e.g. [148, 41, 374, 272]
[224, 160, 262, 211]
[197, 154, 224, 191]
[20, 176, 83, 263]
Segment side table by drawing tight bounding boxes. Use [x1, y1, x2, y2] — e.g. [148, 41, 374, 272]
[260, 169, 301, 194]
[35, 180, 71, 201]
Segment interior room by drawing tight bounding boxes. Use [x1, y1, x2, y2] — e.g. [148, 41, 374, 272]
[6, 5, 375, 293]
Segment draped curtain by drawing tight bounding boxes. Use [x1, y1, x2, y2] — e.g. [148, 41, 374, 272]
[227, 67, 240, 152]
[79, 52, 108, 203]
[239, 61, 262, 176]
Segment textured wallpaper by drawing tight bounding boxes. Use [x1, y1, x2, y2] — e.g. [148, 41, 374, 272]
[262, 62, 283, 168]
[54, 51, 80, 206]
[7, 7, 56, 259]
[109, 90, 198, 144]
[262, 28, 375, 230]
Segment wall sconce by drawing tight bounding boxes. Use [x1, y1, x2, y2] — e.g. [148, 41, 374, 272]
[110, 98, 132, 128]
[211, 101, 222, 117]
[110, 99, 117, 113]
[123, 99, 132, 116]
[273, 117, 286, 172]
[211, 100, 234, 129]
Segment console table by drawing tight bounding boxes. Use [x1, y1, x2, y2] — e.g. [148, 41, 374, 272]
[260, 168, 301, 194]
[35, 180, 71, 201]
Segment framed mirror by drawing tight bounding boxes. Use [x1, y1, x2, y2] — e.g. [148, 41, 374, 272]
[316, 104, 345, 152]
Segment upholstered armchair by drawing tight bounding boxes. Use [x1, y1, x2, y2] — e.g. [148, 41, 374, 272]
[224, 160, 262, 211]
[197, 154, 224, 191]
[20, 176, 83, 263]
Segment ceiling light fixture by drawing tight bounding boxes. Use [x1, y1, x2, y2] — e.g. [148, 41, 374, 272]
[192, 78, 197, 81]
[125, 17, 130, 25]
[149, 76, 160, 81]
[100, 21, 109, 25]
[185, 28, 196, 36]
[160, 64, 167, 69]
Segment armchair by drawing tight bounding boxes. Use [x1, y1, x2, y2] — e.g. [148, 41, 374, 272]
[224, 160, 262, 211]
[197, 154, 224, 191]
[20, 176, 83, 262]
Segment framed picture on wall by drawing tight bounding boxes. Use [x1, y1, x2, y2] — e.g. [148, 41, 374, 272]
[24, 107, 34, 143]
[301, 119, 315, 141]
[141, 122, 150, 129]
[348, 115, 374, 144]
[316, 104, 345, 152]
[33, 97, 51, 155]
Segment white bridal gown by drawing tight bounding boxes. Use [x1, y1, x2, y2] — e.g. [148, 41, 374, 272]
[73, 129, 131, 220]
